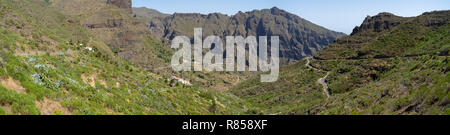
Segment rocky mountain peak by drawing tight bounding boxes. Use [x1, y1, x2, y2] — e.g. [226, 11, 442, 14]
[270, 6, 282, 13]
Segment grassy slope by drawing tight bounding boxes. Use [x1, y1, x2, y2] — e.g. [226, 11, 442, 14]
[231, 11, 449, 115]
[0, 0, 250, 115]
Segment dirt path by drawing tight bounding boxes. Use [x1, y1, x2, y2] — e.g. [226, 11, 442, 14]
[1, 77, 27, 94]
[305, 57, 331, 98]
[317, 72, 331, 98]
[305, 57, 314, 69]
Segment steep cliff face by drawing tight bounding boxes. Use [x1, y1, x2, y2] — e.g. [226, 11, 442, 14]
[136, 7, 346, 65]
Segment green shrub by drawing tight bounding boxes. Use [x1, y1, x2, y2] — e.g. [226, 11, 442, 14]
[0, 68, 7, 78]
[12, 103, 40, 115]
[21, 81, 45, 100]
[0, 85, 40, 115]
[0, 107, 6, 115]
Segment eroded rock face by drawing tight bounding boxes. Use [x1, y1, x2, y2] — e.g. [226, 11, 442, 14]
[107, 0, 132, 14]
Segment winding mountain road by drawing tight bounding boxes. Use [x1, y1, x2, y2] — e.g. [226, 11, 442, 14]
[305, 57, 314, 69]
[317, 72, 331, 98]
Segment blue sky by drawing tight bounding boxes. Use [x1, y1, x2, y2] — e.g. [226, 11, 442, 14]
[132, 0, 450, 34]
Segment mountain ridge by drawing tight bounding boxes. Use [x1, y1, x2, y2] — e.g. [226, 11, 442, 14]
[134, 7, 346, 64]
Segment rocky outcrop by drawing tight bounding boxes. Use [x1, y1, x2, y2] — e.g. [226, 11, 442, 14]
[350, 11, 450, 35]
[351, 12, 406, 35]
[412, 10, 450, 27]
[136, 7, 346, 65]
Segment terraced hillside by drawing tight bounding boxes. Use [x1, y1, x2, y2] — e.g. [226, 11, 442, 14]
[0, 0, 251, 115]
[231, 11, 449, 115]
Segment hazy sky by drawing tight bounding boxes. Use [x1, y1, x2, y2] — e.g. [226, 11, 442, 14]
[132, 0, 450, 34]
